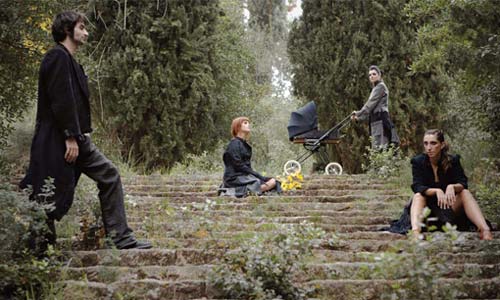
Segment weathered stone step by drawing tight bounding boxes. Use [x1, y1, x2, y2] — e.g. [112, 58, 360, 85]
[126, 209, 401, 222]
[60, 279, 212, 300]
[60, 277, 500, 300]
[125, 189, 401, 198]
[123, 194, 407, 206]
[303, 262, 500, 280]
[125, 200, 403, 212]
[122, 182, 391, 193]
[64, 261, 500, 286]
[64, 264, 212, 283]
[129, 215, 393, 227]
[66, 249, 223, 268]
[132, 225, 389, 238]
[122, 174, 383, 184]
[308, 278, 500, 299]
[312, 249, 500, 265]
[128, 219, 392, 237]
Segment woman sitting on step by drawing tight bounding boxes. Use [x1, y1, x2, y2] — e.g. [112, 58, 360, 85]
[218, 117, 281, 197]
[387, 129, 493, 240]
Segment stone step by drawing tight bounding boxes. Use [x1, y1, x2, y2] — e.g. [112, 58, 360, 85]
[59, 277, 500, 300]
[129, 215, 393, 227]
[124, 189, 401, 198]
[66, 238, 500, 268]
[123, 194, 407, 206]
[64, 264, 212, 283]
[122, 182, 391, 193]
[124, 200, 403, 212]
[126, 209, 401, 222]
[122, 174, 383, 184]
[303, 262, 500, 280]
[66, 249, 222, 268]
[308, 278, 500, 299]
[60, 279, 212, 300]
[312, 249, 500, 265]
[63, 262, 500, 286]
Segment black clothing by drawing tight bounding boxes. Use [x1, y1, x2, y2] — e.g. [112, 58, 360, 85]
[20, 44, 145, 248]
[223, 137, 270, 183]
[410, 153, 468, 195]
[386, 153, 488, 234]
[37, 44, 92, 138]
[220, 137, 280, 197]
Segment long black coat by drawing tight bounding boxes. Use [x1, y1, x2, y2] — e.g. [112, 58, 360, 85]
[21, 44, 92, 220]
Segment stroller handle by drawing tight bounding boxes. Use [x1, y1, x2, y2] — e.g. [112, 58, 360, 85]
[312, 114, 352, 147]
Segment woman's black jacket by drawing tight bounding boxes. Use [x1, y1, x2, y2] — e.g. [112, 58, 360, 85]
[223, 137, 269, 182]
[411, 153, 468, 195]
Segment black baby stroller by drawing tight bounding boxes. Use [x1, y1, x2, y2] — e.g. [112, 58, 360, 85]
[285, 101, 351, 175]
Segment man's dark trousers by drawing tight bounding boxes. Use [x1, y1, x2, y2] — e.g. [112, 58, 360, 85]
[75, 135, 133, 246]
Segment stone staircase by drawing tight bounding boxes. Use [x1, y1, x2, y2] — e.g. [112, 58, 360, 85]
[59, 174, 500, 299]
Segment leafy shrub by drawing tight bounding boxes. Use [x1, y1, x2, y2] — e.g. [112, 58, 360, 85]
[475, 183, 500, 226]
[362, 144, 409, 180]
[370, 225, 459, 300]
[211, 221, 325, 300]
[169, 145, 225, 175]
[0, 182, 62, 299]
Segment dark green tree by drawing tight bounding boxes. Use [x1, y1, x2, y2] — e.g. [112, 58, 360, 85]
[84, 0, 259, 170]
[288, 0, 445, 172]
[406, 0, 500, 157]
[0, 1, 51, 152]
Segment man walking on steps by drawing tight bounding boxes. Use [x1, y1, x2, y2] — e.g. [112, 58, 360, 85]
[20, 11, 151, 250]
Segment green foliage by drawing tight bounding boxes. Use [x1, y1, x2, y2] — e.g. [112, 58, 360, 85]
[371, 226, 459, 300]
[169, 144, 225, 175]
[211, 221, 325, 300]
[0, 183, 62, 299]
[288, 0, 445, 173]
[362, 144, 409, 180]
[406, 0, 500, 155]
[83, 0, 262, 171]
[0, 1, 49, 154]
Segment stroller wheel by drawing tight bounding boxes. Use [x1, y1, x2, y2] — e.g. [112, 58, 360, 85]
[284, 160, 302, 175]
[325, 162, 343, 175]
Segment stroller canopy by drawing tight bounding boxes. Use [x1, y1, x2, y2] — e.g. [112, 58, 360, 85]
[287, 101, 318, 140]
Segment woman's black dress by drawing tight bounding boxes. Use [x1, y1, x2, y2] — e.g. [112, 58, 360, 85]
[219, 137, 281, 197]
[387, 153, 489, 234]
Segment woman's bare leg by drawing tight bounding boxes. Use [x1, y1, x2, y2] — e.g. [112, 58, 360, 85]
[411, 193, 427, 233]
[452, 189, 492, 239]
[261, 178, 276, 193]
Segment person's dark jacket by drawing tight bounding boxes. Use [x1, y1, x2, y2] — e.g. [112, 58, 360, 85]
[223, 137, 269, 183]
[410, 153, 468, 195]
[20, 44, 92, 220]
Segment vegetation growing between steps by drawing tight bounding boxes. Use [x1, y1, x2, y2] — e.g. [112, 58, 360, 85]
[0, 182, 64, 299]
[211, 221, 329, 299]
[369, 225, 460, 300]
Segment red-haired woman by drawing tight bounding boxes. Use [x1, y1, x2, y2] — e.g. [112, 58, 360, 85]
[219, 117, 281, 197]
[388, 129, 493, 240]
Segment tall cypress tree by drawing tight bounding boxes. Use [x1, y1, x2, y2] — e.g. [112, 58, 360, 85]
[84, 0, 256, 170]
[288, 0, 445, 172]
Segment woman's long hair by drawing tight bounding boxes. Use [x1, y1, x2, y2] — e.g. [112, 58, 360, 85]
[424, 129, 451, 172]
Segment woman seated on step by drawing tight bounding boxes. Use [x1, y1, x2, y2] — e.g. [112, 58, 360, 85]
[388, 129, 493, 240]
[219, 116, 281, 197]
